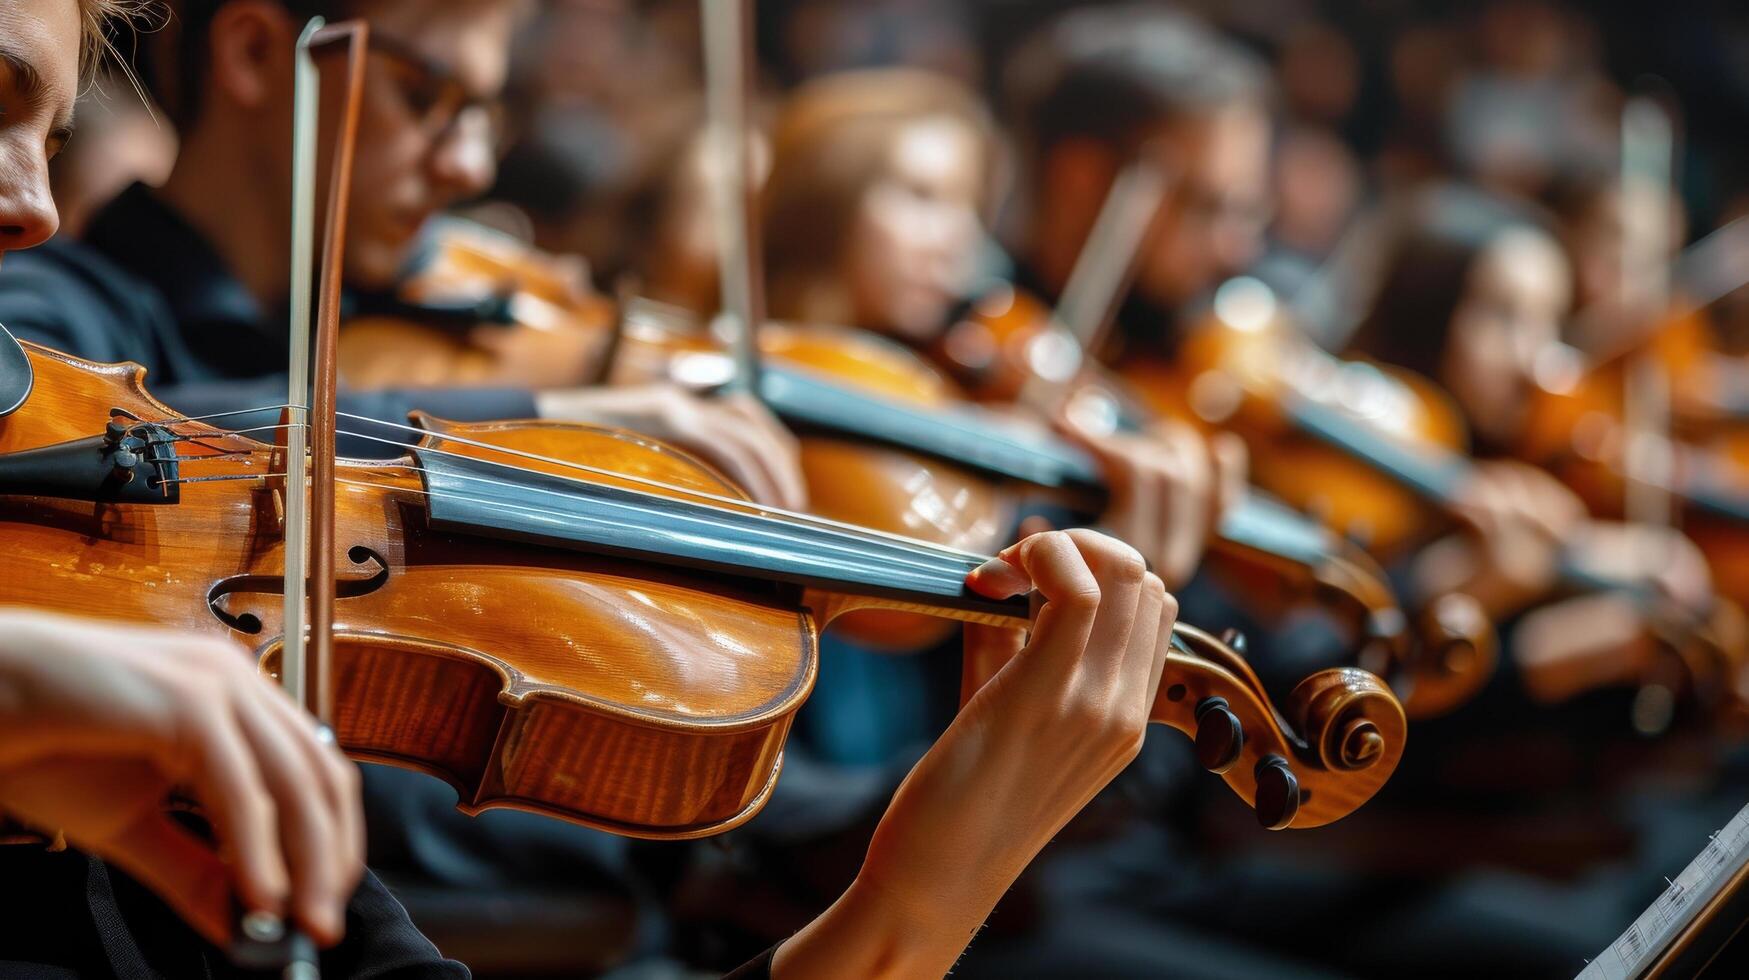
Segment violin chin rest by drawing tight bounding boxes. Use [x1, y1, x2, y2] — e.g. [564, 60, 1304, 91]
[0, 324, 33, 418]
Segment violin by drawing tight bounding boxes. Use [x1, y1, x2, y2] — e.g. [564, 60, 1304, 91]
[1514, 108, 1749, 620]
[0, 332, 1406, 832]
[1150, 289, 1470, 560]
[1516, 297, 1749, 617]
[1161, 284, 1749, 730]
[923, 275, 1492, 717]
[338, 218, 617, 390]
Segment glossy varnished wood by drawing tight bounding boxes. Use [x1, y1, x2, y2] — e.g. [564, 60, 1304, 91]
[339, 222, 617, 389]
[0, 344, 814, 837]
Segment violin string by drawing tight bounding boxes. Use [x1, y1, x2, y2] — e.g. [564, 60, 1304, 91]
[151, 463, 981, 584]
[156, 422, 989, 576]
[158, 472, 279, 485]
[148, 423, 304, 446]
[144, 402, 1007, 562]
[150, 404, 300, 426]
[328, 476, 989, 581]
[330, 410, 1000, 562]
[149, 413, 999, 567]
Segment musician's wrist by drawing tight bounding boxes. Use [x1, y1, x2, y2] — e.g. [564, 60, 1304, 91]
[774, 869, 971, 979]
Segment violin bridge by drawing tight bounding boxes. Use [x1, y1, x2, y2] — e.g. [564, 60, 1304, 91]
[261, 406, 293, 537]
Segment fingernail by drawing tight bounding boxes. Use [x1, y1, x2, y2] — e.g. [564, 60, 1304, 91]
[972, 556, 1007, 577]
[304, 898, 344, 944]
[969, 557, 1030, 597]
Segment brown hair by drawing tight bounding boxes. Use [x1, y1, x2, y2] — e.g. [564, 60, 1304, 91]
[1008, 5, 1268, 162]
[762, 67, 999, 310]
[1347, 184, 1549, 383]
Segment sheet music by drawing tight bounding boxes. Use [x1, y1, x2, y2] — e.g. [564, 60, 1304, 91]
[1579, 798, 1749, 979]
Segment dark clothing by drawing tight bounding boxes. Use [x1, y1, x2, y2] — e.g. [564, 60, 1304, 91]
[0, 184, 538, 458]
[0, 842, 776, 979]
[721, 945, 777, 980]
[0, 847, 468, 978]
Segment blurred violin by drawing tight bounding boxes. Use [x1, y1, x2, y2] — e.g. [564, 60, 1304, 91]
[1515, 107, 1749, 613]
[1166, 281, 1749, 730]
[922, 161, 1492, 717]
[1153, 283, 1469, 559]
[338, 218, 618, 389]
[612, 299, 1491, 716]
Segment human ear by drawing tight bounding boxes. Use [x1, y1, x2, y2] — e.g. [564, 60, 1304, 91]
[204, 0, 299, 113]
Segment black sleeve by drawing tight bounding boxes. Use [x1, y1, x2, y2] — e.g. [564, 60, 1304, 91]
[723, 944, 777, 979]
[321, 870, 472, 979]
[0, 242, 171, 367]
[149, 377, 540, 458]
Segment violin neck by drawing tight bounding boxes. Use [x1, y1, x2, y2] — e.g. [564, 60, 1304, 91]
[1285, 396, 1471, 507]
[760, 363, 1340, 572]
[1218, 493, 1342, 568]
[413, 444, 1031, 626]
[757, 363, 1108, 497]
[1284, 395, 1685, 602]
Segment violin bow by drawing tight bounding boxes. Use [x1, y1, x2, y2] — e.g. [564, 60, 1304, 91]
[1017, 153, 1173, 412]
[283, 17, 368, 726]
[280, 19, 320, 714]
[700, 0, 764, 395]
[1618, 94, 1677, 529]
[237, 16, 365, 974]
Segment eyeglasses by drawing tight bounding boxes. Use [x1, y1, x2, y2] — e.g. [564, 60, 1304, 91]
[354, 30, 509, 153]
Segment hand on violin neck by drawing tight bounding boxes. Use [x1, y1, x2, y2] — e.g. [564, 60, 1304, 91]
[1513, 592, 1657, 704]
[1428, 460, 1587, 616]
[1565, 521, 1715, 616]
[773, 530, 1173, 979]
[0, 609, 363, 949]
[533, 383, 808, 509]
[462, 321, 607, 389]
[1056, 411, 1243, 589]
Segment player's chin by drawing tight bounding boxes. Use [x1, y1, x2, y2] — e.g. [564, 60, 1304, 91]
[346, 236, 412, 292]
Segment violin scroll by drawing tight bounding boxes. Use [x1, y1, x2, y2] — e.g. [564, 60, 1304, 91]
[1286, 667, 1405, 775]
[1157, 624, 1406, 829]
[1394, 593, 1497, 719]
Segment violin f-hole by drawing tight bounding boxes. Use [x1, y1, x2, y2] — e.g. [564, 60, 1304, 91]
[207, 545, 390, 633]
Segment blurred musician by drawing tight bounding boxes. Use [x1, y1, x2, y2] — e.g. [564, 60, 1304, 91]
[1006, 4, 1273, 366]
[0, 0, 806, 510]
[1347, 186, 1712, 636]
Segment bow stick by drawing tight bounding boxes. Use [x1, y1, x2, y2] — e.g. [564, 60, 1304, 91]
[701, 0, 764, 394]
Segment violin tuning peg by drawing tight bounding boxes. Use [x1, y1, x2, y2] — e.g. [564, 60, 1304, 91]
[1219, 628, 1248, 655]
[1193, 696, 1244, 773]
[1254, 755, 1300, 830]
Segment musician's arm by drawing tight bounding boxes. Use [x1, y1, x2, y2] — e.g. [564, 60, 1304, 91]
[769, 530, 1174, 978]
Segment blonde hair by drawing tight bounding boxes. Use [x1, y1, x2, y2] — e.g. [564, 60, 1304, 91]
[763, 68, 1000, 301]
[76, 0, 149, 80]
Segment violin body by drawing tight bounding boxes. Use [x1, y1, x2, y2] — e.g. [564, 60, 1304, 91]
[0, 339, 1408, 832]
[1159, 309, 1471, 560]
[339, 221, 615, 389]
[1, 343, 813, 838]
[931, 291, 1495, 717]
